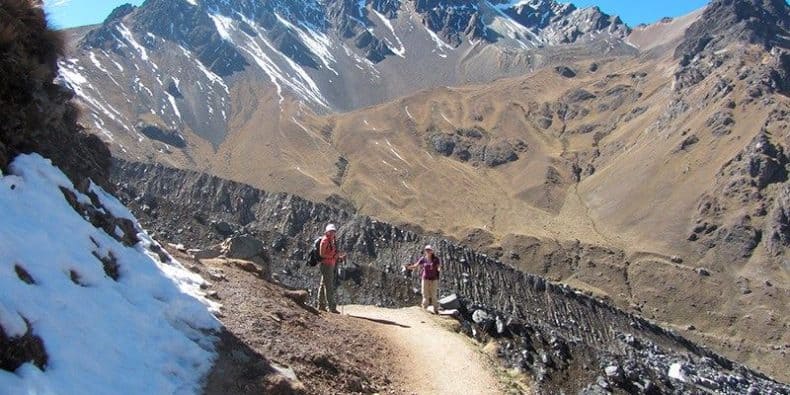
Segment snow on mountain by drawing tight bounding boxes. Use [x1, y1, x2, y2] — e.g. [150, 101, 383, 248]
[0, 154, 220, 394]
[60, 0, 635, 154]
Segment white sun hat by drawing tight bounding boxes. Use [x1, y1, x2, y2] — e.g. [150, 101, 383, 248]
[424, 245, 434, 251]
[325, 224, 337, 232]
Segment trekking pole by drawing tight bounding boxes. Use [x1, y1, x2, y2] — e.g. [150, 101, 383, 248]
[339, 257, 345, 315]
[338, 258, 343, 315]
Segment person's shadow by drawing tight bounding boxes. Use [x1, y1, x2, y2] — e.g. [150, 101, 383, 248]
[347, 315, 411, 328]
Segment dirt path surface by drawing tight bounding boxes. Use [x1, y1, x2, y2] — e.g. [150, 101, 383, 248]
[342, 305, 505, 395]
[166, 253, 406, 395]
[177, 252, 511, 394]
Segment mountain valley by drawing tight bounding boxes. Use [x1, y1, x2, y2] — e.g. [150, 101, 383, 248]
[55, 0, 790, 385]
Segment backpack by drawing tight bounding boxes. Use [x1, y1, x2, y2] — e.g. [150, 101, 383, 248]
[306, 237, 323, 267]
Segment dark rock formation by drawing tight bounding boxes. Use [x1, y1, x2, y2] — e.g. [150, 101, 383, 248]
[675, 0, 790, 62]
[414, 0, 486, 46]
[166, 80, 183, 99]
[674, 134, 700, 153]
[555, 66, 577, 78]
[332, 156, 349, 186]
[690, 131, 789, 266]
[484, 140, 521, 167]
[371, 0, 400, 18]
[222, 235, 266, 260]
[563, 88, 597, 103]
[707, 111, 736, 137]
[597, 84, 642, 112]
[132, 0, 249, 77]
[428, 127, 525, 167]
[59, 185, 140, 249]
[112, 161, 790, 394]
[674, 0, 789, 92]
[136, 123, 187, 148]
[766, 184, 790, 258]
[270, 29, 320, 68]
[354, 30, 393, 62]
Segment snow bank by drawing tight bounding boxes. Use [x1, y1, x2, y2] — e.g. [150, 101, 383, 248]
[0, 154, 220, 394]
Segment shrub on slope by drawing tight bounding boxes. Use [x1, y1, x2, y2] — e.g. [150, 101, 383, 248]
[0, 0, 111, 189]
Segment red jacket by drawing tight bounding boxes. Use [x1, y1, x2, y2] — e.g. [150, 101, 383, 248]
[319, 236, 339, 266]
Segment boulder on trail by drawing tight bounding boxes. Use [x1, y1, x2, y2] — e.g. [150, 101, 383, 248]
[605, 365, 623, 380]
[439, 294, 461, 310]
[189, 246, 222, 260]
[212, 221, 237, 237]
[472, 309, 491, 324]
[222, 235, 265, 260]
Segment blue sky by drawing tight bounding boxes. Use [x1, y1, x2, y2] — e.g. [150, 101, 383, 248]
[43, 0, 710, 30]
[44, 0, 145, 29]
[571, 0, 710, 26]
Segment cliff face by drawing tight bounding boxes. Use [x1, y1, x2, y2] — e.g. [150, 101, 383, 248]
[0, 0, 110, 189]
[112, 160, 789, 393]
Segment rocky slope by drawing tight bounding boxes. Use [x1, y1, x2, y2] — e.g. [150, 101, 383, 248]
[112, 160, 790, 392]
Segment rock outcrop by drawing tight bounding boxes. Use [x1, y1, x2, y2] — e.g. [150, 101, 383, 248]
[673, 0, 790, 93]
[675, 0, 790, 62]
[690, 132, 789, 263]
[428, 127, 526, 167]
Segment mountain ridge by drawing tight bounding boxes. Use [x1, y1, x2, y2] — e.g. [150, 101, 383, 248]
[58, 0, 636, 146]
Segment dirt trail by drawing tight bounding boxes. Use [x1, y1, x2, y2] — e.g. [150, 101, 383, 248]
[342, 305, 505, 395]
[181, 251, 511, 394]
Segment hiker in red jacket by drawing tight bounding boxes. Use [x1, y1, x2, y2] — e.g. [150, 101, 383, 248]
[318, 223, 345, 313]
[405, 245, 442, 314]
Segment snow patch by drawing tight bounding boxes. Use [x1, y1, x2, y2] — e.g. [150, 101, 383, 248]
[208, 13, 234, 42]
[385, 139, 407, 163]
[165, 92, 182, 120]
[404, 106, 414, 120]
[235, 17, 329, 107]
[274, 14, 339, 76]
[371, 9, 406, 57]
[58, 61, 130, 133]
[181, 45, 230, 94]
[424, 24, 454, 52]
[381, 160, 399, 171]
[342, 44, 380, 78]
[668, 363, 687, 382]
[117, 24, 156, 70]
[486, 0, 540, 47]
[0, 154, 219, 394]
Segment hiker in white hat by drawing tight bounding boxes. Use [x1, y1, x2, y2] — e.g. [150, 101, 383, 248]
[404, 245, 442, 314]
[317, 223, 345, 313]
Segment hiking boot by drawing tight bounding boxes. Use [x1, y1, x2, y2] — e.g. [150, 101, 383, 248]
[329, 308, 340, 314]
[318, 307, 328, 312]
